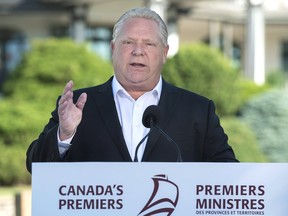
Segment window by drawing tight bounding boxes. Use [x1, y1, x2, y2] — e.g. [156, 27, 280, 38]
[86, 27, 112, 60]
[203, 36, 242, 69]
[281, 41, 288, 72]
[50, 25, 112, 60]
[0, 29, 27, 87]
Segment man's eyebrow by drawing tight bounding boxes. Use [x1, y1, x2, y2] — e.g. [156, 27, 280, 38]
[120, 37, 159, 45]
[123, 37, 156, 42]
[123, 37, 135, 41]
[142, 39, 154, 42]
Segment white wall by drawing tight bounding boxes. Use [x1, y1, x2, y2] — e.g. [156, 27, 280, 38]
[0, 12, 69, 39]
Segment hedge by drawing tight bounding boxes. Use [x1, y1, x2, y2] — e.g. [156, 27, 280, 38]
[240, 89, 288, 162]
[0, 38, 113, 185]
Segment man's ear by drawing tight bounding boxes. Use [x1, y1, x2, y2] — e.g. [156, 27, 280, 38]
[110, 41, 115, 53]
[163, 45, 169, 63]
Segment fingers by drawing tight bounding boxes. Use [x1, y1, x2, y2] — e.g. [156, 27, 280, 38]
[59, 80, 74, 106]
[76, 93, 87, 111]
[63, 80, 73, 94]
[58, 80, 87, 113]
[57, 81, 87, 140]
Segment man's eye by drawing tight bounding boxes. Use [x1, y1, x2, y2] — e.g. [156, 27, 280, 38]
[146, 42, 156, 46]
[123, 41, 133, 45]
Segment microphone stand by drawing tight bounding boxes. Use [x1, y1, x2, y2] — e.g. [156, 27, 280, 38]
[134, 117, 184, 162]
[134, 118, 155, 162]
[153, 124, 183, 162]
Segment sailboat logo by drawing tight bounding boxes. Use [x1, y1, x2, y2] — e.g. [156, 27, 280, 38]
[138, 174, 179, 216]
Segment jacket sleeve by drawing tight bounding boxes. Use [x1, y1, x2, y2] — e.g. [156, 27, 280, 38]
[203, 100, 238, 162]
[26, 103, 63, 173]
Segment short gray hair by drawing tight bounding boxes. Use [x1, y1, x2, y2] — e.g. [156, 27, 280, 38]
[112, 7, 168, 47]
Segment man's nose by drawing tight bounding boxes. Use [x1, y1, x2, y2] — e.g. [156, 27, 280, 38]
[132, 44, 144, 56]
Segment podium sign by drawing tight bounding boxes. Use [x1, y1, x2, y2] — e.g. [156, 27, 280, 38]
[32, 162, 288, 216]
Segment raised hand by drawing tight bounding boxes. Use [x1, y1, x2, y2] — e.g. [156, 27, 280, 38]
[58, 80, 87, 140]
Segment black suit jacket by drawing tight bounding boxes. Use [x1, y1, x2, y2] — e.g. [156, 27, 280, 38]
[26, 77, 238, 173]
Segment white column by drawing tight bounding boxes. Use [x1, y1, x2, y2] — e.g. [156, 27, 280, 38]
[145, 0, 168, 22]
[245, 1, 265, 85]
[209, 21, 221, 50]
[70, 5, 87, 43]
[223, 23, 234, 59]
[145, 0, 179, 57]
[167, 21, 179, 57]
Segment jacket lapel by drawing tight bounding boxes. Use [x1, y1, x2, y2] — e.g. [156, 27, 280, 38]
[142, 79, 180, 161]
[91, 78, 132, 161]
[89, 77, 180, 162]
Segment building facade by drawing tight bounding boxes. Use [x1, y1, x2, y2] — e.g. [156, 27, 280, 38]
[0, 0, 288, 87]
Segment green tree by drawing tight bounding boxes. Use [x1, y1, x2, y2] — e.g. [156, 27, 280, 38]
[162, 43, 268, 162]
[163, 43, 242, 116]
[0, 38, 113, 185]
[240, 89, 288, 162]
[221, 117, 267, 162]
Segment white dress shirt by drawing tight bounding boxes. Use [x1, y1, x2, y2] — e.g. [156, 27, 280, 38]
[112, 77, 161, 161]
[58, 76, 162, 161]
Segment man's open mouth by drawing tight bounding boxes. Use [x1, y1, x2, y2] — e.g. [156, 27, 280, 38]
[130, 63, 146, 67]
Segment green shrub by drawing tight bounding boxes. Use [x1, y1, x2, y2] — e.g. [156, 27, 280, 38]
[221, 117, 267, 162]
[163, 43, 242, 116]
[238, 78, 270, 105]
[0, 145, 30, 185]
[240, 89, 288, 162]
[3, 38, 113, 101]
[0, 38, 113, 185]
[266, 70, 287, 88]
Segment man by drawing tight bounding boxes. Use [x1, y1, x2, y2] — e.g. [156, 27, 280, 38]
[26, 7, 238, 173]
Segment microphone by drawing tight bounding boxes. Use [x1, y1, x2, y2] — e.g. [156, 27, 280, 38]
[133, 105, 183, 162]
[133, 106, 160, 162]
[142, 105, 161, 128]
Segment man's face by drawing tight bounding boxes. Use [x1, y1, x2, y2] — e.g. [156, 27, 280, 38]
[111, 18, 169, 93]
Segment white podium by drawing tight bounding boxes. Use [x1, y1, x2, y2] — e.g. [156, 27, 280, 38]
[32, 162, 288, 216]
